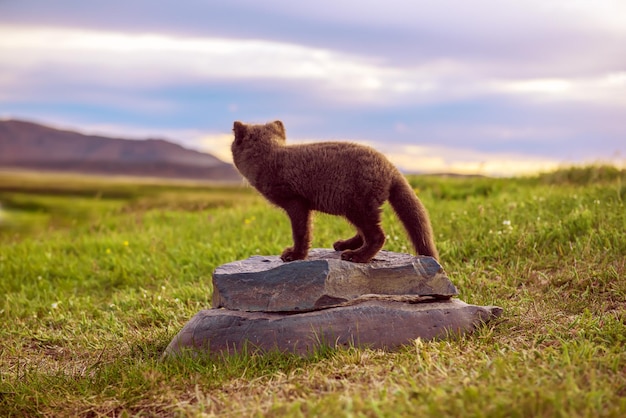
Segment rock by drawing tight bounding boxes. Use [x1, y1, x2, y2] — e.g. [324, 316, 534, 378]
[163, 298, 503, 357]
[212, 248, 458, 312]
[163, 249, 503, 358]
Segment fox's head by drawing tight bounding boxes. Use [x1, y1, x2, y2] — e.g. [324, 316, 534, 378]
[232, 120, 286, 153]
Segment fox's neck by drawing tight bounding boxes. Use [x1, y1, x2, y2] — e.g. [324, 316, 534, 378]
[234, 142, 279, 186]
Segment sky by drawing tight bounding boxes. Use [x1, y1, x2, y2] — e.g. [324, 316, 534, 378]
[1, 0, 625, 176]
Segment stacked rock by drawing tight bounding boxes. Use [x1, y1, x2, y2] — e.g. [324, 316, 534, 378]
[164, 249, 502, 357]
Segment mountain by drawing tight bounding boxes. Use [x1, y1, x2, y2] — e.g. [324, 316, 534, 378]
[0, 119, 242, 182]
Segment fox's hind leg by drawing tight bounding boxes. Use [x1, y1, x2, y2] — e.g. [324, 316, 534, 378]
[340, 207, 385, 263]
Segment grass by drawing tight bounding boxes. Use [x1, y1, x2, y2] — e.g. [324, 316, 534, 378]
[0, 166, 625, 417]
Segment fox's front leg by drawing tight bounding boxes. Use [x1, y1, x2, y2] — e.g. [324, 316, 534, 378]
[280, 199, 312, 262]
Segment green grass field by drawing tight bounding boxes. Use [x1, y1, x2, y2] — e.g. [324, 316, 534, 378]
[1, 166, 625, 417]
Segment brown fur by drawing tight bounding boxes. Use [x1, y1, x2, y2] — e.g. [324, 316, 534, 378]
[231, 120, 439, 263]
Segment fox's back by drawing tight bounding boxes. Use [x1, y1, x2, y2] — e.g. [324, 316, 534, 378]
[274, 142, 398, 214]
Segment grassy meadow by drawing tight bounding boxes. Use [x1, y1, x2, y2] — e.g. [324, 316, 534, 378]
[0, 166, 625, 417]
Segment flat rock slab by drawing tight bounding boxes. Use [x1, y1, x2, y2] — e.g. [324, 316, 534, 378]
[164, 298, 502, 358]
[212, 248, 458, 312]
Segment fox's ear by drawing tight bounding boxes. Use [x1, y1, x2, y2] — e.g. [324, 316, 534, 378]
[273, 120, 286, 137]
[233, 121, 246, 137]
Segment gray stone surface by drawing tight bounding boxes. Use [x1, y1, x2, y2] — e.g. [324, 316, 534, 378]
[163, 298, 503, 357]
[212, 248, 458, 312]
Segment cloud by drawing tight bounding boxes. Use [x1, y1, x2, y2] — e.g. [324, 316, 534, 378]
[0, 25, 421, 103]
[381, 143, 562, 176]
[0, 25, 488, 118]
[4, 23, 624, 112]
[492, 73, 626, 107]
[197, 133, 235, 163]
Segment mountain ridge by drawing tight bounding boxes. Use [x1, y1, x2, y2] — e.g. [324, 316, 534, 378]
[0, 119, 242, 182]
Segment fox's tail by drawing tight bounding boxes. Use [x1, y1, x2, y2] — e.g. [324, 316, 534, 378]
[388, 174, 439, 260]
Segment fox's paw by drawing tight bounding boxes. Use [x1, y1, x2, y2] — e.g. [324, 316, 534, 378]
[280, 247, 307, 262]
[333, 236, 364, 251]
[333, 241, 344, 251]
[340, 250, 373, 264]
